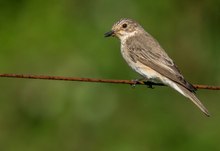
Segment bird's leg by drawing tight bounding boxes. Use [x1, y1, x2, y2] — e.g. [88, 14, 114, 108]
[131, 78, 163, 89]
[131, 77, 148, 88]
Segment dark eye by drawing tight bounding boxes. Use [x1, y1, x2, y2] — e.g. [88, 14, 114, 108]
[122, 23, 127, 28]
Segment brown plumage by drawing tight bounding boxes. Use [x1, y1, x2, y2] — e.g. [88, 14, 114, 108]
[105, 18, 210, 116]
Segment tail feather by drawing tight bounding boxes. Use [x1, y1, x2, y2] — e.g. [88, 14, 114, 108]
[169, 82, 210, 116]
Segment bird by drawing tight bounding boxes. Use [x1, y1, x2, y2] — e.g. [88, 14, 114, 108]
[104, 18, 210, 116]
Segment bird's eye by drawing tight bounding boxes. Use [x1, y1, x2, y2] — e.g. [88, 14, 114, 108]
[122, 23, 127, 28]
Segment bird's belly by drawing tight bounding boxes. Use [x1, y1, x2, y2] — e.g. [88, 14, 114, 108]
[132, 61, 161, 80]
[121, 45, 161, 82]
[127, 60, 185, 95]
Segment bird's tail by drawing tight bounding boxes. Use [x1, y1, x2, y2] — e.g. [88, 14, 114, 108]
[169, 82, 210, 116]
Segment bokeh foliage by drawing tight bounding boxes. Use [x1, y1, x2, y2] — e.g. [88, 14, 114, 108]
[0, 0, 220, 151]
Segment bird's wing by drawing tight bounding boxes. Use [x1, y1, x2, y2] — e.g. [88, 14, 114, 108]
[126, 34, 196, 92]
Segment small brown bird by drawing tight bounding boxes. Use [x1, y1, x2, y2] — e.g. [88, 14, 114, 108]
[105, 18, 209, 116]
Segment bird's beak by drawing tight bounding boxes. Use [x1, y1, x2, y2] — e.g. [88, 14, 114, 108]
[104, 30, 115, 37]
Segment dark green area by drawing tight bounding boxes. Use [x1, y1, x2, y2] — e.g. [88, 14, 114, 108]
[0, 0, 220, 151]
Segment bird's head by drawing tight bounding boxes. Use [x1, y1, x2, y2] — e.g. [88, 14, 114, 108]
[104, 18, 143, 40]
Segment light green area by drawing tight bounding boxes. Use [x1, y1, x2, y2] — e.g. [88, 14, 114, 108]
[0, 0, 220, 151]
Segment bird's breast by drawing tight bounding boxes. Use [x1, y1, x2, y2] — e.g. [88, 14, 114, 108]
[120, 43, 133, 64]
[120, 43, 162, 82]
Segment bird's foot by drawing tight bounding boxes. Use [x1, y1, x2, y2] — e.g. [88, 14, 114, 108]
[131, 78, 147, 88]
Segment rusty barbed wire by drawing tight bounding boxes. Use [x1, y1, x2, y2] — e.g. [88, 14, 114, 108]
[0, 73, 219, 90]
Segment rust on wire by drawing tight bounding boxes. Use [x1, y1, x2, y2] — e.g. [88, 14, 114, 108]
[0, 73, 219, 90]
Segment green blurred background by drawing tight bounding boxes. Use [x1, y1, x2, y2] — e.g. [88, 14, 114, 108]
[0, 0, 220, 151]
